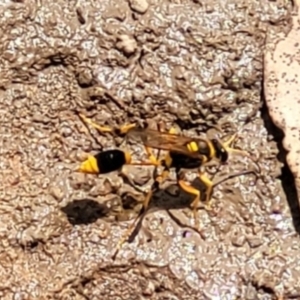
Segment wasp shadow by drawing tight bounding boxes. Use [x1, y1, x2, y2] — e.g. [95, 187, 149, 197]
[260, 84, 300, 235]
[61, 198, 111, 225]
[61, 170, 252, 244]
[61, 176, 209, 227]
[124, 170, 255, 244]
[125, 177, 210, 244]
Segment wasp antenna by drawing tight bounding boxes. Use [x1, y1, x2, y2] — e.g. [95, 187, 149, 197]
[249, 155, 261, 174]
[213, 169, 259, 188]
[229, 147, 261, 175]
[221, 131, 261, 173]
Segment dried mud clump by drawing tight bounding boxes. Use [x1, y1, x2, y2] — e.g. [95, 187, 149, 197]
[0, 0, 298, 299]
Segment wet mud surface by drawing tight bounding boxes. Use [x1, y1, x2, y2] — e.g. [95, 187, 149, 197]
[0, 0, 298, 299]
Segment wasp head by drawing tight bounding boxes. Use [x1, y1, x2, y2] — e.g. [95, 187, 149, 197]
[211, 139, 228, 163]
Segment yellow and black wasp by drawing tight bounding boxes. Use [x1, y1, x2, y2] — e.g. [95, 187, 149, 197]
[76, 113, 259, 258]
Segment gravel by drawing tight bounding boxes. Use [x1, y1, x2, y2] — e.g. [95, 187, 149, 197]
[0, 0, 297, 299]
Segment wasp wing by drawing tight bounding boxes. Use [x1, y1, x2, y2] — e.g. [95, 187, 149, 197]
[126, 127, 203, 158]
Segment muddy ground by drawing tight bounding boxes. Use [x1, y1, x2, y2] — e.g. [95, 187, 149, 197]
[0, 0, 298, 299]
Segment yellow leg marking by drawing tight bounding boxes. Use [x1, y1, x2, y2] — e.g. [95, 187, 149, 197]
[78, 113, 137, 136]
[168, 127, 177, 134]
[125, 145, 161, 167]
[117, 123, 137, 135]
[144, 146, 160, 166]
[155, 169, 170, 186]
[78, 113, 114, 133]
[178, 171, 214, 223]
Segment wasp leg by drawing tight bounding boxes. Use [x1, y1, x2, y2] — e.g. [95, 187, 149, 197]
[178, 172, 214, 226]
[78, 113, 115, 133]
[198, 172, 214, 211]
[119, 144, 163, 194]
[78, 113, 137, 135]
[168, 127, 177, 134]
[112, 167, 172, 259]
[111, 188, 154, 260]
[121, 147, 162, 168]
[177, 179, 201, 227]
[144, 146, 161, 166]
[113, 128, 175, 259]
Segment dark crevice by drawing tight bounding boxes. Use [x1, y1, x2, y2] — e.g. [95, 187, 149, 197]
[260, 80, 300, 235]
[20, 240, 39, 251]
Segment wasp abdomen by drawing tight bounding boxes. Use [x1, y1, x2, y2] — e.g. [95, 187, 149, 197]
[94, 149, 127, 174]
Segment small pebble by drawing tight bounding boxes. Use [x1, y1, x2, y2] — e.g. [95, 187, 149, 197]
[128, 0, 149, 14]
[49, 186, 64, 201]
[76, 7, 86, 24]
[116, 34, 138, 56]
[231, 234, 246, 247]
[247, 236, 263, 248]
[98, 222, 109, 239]
[143, 281, 155, 296]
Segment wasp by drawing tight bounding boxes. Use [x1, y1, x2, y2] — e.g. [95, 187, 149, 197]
[77, 117, 159, 181]
[76, 113, 259, 259]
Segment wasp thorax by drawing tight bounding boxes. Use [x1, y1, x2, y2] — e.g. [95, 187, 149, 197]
[196, 140, 211, 157]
